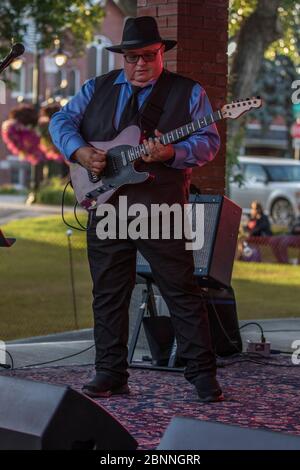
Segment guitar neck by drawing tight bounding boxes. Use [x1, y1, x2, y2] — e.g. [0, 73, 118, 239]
[126, 109, 223, 163]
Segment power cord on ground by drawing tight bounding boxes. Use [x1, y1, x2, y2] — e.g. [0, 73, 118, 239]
[0, 344, 95, 371]
[209, 296, 297, 367]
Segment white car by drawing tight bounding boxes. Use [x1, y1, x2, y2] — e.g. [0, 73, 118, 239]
[230, 156, 300, 225]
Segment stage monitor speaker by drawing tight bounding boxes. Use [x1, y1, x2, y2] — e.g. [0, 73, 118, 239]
[158, 417, 300, 450]
[136, 195, 242, 288]
[0, 376, 137, 450]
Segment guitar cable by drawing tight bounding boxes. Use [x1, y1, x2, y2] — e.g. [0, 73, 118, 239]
[61, 180, 92, 232]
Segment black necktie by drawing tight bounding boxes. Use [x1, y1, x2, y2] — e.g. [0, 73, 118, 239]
[118, 85, 143, 131]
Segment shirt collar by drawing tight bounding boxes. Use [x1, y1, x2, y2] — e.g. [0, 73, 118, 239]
[113, 69, 158, 90]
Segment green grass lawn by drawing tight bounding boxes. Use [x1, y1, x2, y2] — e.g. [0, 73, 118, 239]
[0, 215, 92, 340]
[232, 262, 300, 319]
[1, 215, 300, 340]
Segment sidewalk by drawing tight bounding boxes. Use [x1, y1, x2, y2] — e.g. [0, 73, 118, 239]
[3, 318, 299, 369]
[0, 194, 78, 225]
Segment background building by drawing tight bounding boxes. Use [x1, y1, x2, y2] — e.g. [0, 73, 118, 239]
[0, 0, 127, 187]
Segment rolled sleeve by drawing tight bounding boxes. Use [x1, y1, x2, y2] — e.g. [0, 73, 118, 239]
[63, 135, 88, 161]
[49, 78, 95, 161]
[164, 83, 220, 169]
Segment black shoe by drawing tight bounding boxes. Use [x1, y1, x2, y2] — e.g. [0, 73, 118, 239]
[82, 372, 130, 398]
[192, 375, 224, 403]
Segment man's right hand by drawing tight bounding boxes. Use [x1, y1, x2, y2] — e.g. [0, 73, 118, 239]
[71, 146, 106, 176]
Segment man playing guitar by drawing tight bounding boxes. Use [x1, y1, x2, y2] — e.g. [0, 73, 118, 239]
[50, 16, 223, 402]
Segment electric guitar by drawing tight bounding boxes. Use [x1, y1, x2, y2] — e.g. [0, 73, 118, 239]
[69, 97, 262, 210]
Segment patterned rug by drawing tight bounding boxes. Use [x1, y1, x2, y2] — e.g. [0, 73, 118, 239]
[4, 356, 300, 449]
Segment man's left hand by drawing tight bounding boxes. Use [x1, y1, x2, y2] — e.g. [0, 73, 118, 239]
[142, 129, 175, 163]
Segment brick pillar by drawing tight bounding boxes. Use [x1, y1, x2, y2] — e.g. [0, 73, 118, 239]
[137, 0, 228, 195]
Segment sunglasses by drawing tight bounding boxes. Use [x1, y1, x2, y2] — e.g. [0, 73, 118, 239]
[123, 46, 163, 64]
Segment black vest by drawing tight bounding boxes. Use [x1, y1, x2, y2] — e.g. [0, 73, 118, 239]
[80, 69, 196, 208]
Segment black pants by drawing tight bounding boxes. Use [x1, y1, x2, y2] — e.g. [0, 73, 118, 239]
[87, 213, 216, 383]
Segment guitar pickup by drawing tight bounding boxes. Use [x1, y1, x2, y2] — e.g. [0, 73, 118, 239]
[86, 185, 111, 199]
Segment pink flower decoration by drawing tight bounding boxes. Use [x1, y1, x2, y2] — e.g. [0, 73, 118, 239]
[1, 119, 45, 165]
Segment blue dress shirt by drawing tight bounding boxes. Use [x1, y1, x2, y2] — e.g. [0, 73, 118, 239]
[49, 70, 220, 169]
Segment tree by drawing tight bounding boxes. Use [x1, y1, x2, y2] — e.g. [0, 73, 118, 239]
[114, 0, 137, 17]
[0, 1, 105, 199]
[252, 54, 298, 156]
[0, 0, 104, 55]
[229, 0, 299, 102]
[227, 0, 300, 190]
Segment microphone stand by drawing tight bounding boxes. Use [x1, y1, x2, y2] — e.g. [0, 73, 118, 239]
[0, 232, 15, 369]
[0, 44, 25, 74]
[0, 229, 16, 247]
[0, 59, 13, 75]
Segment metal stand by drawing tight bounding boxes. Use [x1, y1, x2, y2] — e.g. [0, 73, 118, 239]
[0, 229, 16, 247]
[0, 229, 15, 369]
[128, 276, 242, 371]
[128, 276, 181, 371]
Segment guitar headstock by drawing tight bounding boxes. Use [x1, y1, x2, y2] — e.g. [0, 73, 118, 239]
[221, 96, 262, 119]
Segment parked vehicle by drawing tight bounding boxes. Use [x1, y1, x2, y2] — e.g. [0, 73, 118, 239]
[230, 156, 300, 225]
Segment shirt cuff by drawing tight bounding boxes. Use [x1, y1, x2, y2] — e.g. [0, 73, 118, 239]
[65, 136, 88, 161]
[163, 153, 176, 166]
[163, 144, 188, 169]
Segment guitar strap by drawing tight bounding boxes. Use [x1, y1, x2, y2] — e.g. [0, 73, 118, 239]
[138, 69, 178, 139]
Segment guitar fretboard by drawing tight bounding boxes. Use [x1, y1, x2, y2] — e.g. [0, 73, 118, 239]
[125, 109, 223, 162]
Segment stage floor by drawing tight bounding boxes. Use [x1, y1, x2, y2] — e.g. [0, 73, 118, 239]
[3, 355, 300, 449]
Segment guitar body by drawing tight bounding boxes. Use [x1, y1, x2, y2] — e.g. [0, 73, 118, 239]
[68, 97, 262, 210]
[69, 125, 150, 210]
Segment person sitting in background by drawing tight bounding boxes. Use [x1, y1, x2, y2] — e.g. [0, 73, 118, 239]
[289, 216, 300, 236]
[245, 201, 272, 237]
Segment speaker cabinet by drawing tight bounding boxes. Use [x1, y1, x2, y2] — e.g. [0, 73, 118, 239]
[136, 195, 242, 288]
[139, 287, 242, 360]
[158, 417, 300, 450]
[134, 195, 242, 360]
[203, 287, 242, 356]
[0, 376, 137, 450]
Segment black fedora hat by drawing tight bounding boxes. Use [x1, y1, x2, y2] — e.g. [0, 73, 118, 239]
[106, 16, 177, 53]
